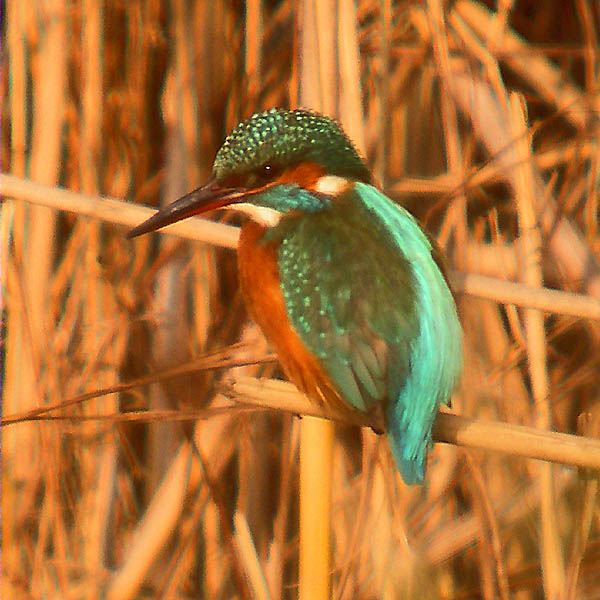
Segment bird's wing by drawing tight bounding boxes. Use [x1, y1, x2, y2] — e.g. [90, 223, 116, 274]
[274, 183, 462, 484]
[352, 183, 463, 483]
[274, 185, 419, 414]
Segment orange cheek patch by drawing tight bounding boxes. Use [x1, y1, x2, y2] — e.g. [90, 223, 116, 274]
[275, 162, 326, 189]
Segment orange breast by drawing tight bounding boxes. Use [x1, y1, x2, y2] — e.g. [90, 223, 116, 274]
[238, 221, 347, 413]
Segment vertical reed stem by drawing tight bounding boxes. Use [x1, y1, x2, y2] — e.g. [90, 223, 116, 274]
[297, 2, 337, 598]
[510, 92, 565, 599]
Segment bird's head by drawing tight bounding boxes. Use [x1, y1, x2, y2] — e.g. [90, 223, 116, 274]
[127, 108, 372, 237]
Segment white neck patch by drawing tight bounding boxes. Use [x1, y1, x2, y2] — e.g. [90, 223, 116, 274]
[314, 175, 349, 196]
[227, 203, 283, 227]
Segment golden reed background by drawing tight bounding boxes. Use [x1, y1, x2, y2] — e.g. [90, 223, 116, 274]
[3, 1, 600, 598]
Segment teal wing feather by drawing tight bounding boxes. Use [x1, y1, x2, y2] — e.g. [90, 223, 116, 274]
[354, 183, 463, 483]
[273, 189, 418, 412]
[273, 183, 462, 484]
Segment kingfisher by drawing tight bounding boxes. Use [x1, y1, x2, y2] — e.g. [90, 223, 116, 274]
[128, 108, 462, 484]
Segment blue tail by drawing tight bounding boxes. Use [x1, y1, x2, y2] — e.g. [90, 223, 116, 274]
[385, 399, 431, 485]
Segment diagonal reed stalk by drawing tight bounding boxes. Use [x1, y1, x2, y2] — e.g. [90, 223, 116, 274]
[4, 173, 600, 321]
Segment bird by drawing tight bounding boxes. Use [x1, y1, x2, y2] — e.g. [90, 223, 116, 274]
[128, 108, 463, 484]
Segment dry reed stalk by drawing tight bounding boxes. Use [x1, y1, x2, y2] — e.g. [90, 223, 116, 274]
[229, 376, 600, 471]
[245, 0, 263, 107]
[511, 92, 565, 598]
[1, 173, 240, 247]
[6, 1, 69, 595]
[204, 501, 228, 599]
[157, 492, 204, 597]
[422, 469, 575, 568]
[295, 2, 338, 598]
[455, 272, 600, 321]
[3, 2, 29, 590]
[1, 343, 265, 426]
[234, 512, 272, 600]
[580, 96, 599, 261]
[576, 0, 600, 253]
[450, 0, 600, 305]
[11, 389, 596, 472]
[457, 1, 588, 131]
[427, 0, 469, 266]
[462, 242, 517, 279]
[234, 333, 275, 588]
[77, 3, 121, 590]
[299, 419, 334, 596]
[465, 454, 511, 600]
[236, 7, 278, 575]
[338, 0, 366, 153]
[565, 413, 600, 600]
[372, 0, 391, 184]
[265, 415, 298, 599]
[106, 441, 193, 600]
[107, 402, 240, 600]
[142, 0, 201, 500]
[472, 300, 530, 423]
[6, 1, 27, 179]
[334, 436, 378, 599]
[389, 135, 598, 197]
[6, 173, 600, 323]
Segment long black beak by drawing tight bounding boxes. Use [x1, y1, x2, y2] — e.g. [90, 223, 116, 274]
[127, 178, 244, 239]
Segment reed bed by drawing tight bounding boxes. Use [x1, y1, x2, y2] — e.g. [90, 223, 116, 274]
[2, 1, 600, 598]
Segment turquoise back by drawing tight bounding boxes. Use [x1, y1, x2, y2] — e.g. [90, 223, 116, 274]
[267, 183, 462, 484]
[356, 184, 462, 483]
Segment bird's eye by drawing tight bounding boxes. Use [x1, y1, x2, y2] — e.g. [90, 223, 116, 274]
[248, 163, 281, 187]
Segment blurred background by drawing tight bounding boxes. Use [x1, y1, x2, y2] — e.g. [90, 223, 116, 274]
[2, 0, 600, 598]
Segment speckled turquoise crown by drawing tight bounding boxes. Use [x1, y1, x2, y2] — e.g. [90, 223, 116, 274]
[213, 108, 372, 184]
